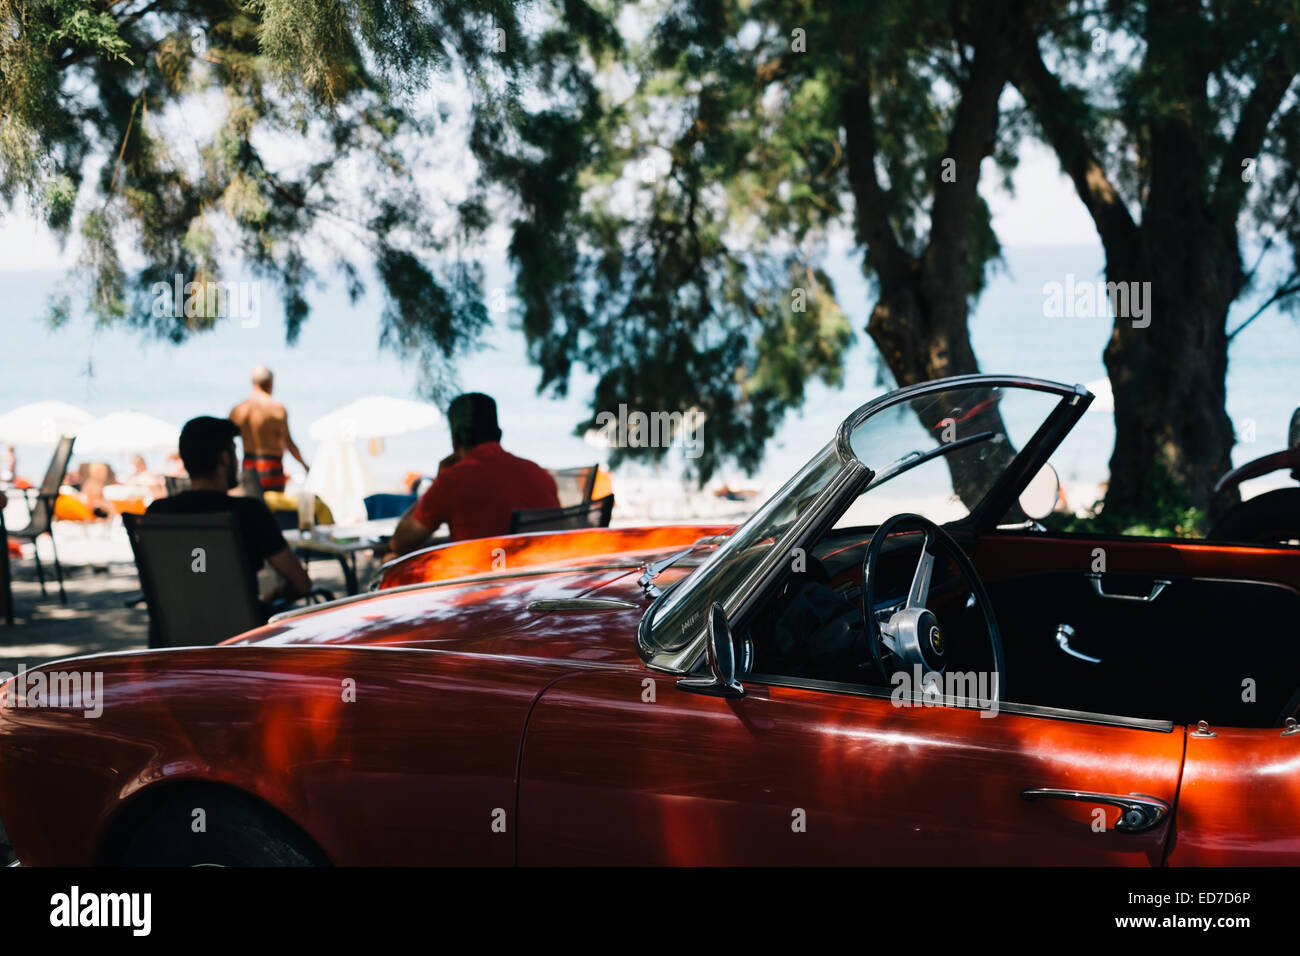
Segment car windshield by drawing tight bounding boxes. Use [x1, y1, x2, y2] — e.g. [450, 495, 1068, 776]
[834, 383, 1064, 527]
[642, 379, 1075, 658]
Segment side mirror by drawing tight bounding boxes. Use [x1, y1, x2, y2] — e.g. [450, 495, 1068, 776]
[1018, 462, 1061, 522]
[676, 603, 745, 698]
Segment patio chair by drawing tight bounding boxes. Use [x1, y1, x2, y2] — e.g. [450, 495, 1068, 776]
[1, 509, 12, 626]
[364, 493, 417, 520]
[8, 435, 76, 604]
[508, 493, 614, 534]
[123, 512, 333, 648]
[547, 464, 599, 508]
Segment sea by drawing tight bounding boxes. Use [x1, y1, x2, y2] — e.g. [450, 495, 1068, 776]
[2, 244, 1298, 505]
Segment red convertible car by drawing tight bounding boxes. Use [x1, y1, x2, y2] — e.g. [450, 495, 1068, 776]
[2, 374, 1299, 865]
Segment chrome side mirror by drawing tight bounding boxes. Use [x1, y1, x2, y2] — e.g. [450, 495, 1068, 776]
[1018, 462, 1061, 522]
[677, 603, 745, 698]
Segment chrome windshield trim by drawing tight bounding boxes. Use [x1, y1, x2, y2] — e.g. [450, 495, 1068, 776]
[638, 457, 870, 674]
[640, 374, 1084, 675]
[833, 374, 1085, 465]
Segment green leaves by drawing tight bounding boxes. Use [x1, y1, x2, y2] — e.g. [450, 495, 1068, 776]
[498, 0, 1025, 480]
[2, 0, 615, 405]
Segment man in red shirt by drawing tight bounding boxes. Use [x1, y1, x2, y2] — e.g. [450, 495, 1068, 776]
[386, 393, 559, 555]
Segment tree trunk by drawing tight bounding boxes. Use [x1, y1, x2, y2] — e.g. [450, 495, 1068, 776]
[867, 271, 1019, 512]
[841, 3, 1027, 514]
[1008, 17, 1260, 530]
[1102, 236, 1240, 521]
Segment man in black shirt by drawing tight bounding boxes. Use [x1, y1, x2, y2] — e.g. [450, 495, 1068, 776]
[148, 416, 311, 609]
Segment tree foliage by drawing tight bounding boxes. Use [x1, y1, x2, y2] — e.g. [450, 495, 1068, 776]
[0, 0, 615, 399]
[502, 0, 1029, 482]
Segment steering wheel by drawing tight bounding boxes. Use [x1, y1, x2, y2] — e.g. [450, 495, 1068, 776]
[861, 513, 1005, 702]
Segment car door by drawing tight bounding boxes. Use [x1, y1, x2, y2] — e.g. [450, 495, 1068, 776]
[976, 534, 1300, 727]
[516, 667, 1184, 865]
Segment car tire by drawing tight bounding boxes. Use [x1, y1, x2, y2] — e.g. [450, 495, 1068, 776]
[117, 788, 327, 867]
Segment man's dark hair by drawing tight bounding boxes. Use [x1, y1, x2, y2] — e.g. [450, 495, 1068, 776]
[178, 416, 240, 476]
[447, 393, 502, 447]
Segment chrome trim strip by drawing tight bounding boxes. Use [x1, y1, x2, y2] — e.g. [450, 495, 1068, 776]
[747, 673, 1176, 732]
[526, 598, 640, 612]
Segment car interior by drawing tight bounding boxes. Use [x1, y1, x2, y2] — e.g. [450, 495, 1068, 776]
[742, 523, 1300, 730]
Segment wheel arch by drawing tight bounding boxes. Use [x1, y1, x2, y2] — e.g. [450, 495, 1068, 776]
[93, 779, 333, 866]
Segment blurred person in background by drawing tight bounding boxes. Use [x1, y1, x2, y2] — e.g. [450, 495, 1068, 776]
[148, 416, 311, 617]
[230, 365, 309, 493]
[384, 393, 559, 556]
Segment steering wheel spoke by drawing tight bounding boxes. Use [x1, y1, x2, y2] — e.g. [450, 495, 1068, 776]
[861, 513, 1005, 701]
[906, 532, 935, 609]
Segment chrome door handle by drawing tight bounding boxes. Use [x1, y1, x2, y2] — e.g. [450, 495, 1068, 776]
[1021, 789, 1169, 833]
[1088, 573, 1170, 602]
[1054, 624, 1101, 663]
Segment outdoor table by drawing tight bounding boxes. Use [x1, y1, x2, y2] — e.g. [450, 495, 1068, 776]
[284, 519, 399, 595]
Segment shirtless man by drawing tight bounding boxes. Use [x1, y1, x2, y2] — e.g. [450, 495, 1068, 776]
[229, 366, 309, 492]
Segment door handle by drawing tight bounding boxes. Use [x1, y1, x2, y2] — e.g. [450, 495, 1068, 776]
[1088, 573, 1170, 602]
[1054, 624, 1101, 663]
[1021, 789, 1169, 833]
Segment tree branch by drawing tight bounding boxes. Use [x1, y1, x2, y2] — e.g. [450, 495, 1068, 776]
[927, 12, 1010, 263]
[1009, 30, 1140, 255]
[840, 71, 910, 288]
[1213, 43, 1298, 217]
[1227, 275, 1300, 341]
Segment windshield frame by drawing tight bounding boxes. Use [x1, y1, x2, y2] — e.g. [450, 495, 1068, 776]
[637, 374, 1091, 675]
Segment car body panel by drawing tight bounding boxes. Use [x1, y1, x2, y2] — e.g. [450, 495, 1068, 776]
[517, 670, 1184, 865]
[376, 524, 734, 590]
[0, 560, 690, 865]
[1166, 726, 1300, 865]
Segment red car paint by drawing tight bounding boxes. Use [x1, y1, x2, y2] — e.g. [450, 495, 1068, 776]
[0, 523, 1296, 865]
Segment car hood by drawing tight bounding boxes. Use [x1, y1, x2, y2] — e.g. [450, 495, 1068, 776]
[229, 559, 692, 666]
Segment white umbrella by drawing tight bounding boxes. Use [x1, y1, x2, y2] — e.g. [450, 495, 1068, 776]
[304, 438, 375, 525]
[75, 411, 180, 454]
[308, 396, 443, 442]
[0, 400, 94, 445]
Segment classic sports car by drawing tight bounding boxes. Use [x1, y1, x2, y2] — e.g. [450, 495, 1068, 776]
[2, 374, 1299, 866]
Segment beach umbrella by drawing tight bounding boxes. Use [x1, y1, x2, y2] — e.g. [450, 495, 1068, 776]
[0, 400, 94, 445]
[304, 438, 375, 525]
[308, 396, 443, 442]
[75, 411, 181, 454]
